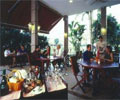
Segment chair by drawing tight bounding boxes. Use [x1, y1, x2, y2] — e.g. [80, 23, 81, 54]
[27, 53, 40, 66]
[16, 53, 28, 66]
[27, 53, 44, 74]
[70, 56, 87, 93]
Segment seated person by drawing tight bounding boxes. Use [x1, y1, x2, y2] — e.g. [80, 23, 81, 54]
[52, 45, 64, 67]
[17, 45, 27, 65]
[4, 47, 16, 67]
[103, 46, 113, 64]
[32, 45, 47, 74]
[32, 45, 41, 63]
[83, 44, 94, 82]
[18, 45, 27, 55]
[42, 45, 50, 58]
[83, 44, 94, 62]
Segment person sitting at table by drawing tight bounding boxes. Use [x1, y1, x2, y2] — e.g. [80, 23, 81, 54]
[103, 46, 113, 64]
[83, 44, 94, 62]
[17, 45, 27, 66]
[32, 45, 41, 64]
[43, 45, 50, 58]
[18, 45, 27, 55]
[83, 44, 94, 82]
[32, 45, 44, 74]
[52, 45, 64, 68]
[4, 47, 16, 67]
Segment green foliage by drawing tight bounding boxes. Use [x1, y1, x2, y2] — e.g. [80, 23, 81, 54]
[92, 13, 120, 47]
[69, 21, 85, 52]
[1, 26, 48, 52]
[92, 13, 101, 43]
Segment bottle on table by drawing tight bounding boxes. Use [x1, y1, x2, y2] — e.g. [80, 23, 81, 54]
[0, 69, 9, 96]
[96, 50, 100, 64]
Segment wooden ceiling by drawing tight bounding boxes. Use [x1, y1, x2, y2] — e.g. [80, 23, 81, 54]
[1, 0, 62, 33]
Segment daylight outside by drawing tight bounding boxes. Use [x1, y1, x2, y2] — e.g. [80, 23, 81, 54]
[0, 0, 120, 100]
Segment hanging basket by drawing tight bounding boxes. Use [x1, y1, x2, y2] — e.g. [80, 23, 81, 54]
[7, 69, 24, 91]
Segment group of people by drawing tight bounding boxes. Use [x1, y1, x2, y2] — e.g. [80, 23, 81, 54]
[4, 43, 65, 69]
[82, 36, 115, 95]
[32, 44, 64, 68]
[83, 35, 113, 64]
[4, 45, 27, 67]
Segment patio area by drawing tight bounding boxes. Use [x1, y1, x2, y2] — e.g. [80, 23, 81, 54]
[0, 63, 120, 99]
[0, 0, 120, 100]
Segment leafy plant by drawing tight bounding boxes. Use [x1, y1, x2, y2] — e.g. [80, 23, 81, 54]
[92, 13, 120, 47]
[1, 26, 48, 52]
[68, 21, 85, 52]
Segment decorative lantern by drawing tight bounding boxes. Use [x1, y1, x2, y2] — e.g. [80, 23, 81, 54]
[101, 27, 107, 35]
[64, 33, 68, 38]
[28, 23, 40, 34]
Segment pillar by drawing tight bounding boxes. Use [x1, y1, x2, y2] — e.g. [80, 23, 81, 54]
[0, 0, 2, 65]
[31, 0, 38, 52]
[101, 7, 107, 42]
[64, 16, 68, 56]
[89, 11, 93, 45]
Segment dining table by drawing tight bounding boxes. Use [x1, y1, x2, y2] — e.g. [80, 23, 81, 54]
[36, 57, 50, 73]
[78, 60, 119, 69]
[0, 73, 68, 100]
[77, 60, 119, 77]
[77, 60, 119, 93]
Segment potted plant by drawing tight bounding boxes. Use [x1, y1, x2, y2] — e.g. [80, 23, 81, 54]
[69, 21, 85, 58]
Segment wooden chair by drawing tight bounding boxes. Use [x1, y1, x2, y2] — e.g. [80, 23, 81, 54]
[27, 53, 44, 74]
[70, 56, 87, 93]
[27, 53, 41, 67]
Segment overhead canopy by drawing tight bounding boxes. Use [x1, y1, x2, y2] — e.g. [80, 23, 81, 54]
[1, 0, 120, 33]
[41, 0, 120, 15]
[1, 0, 62, 33]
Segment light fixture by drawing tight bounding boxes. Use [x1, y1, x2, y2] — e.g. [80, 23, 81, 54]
[64, 33, 68, 38]
[69, 0, 73, 3]
[101, 27, 107, 35]
[28, 23, 40, 34]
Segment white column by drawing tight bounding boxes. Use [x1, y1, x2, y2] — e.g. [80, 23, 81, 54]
[31, 0, 38, 52]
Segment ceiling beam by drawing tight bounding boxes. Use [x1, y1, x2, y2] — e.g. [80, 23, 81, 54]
[8, 0, 21, 13]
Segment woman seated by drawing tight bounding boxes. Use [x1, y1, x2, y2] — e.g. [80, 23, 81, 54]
[43, 46, 50, 58]
[103, 46, 113, 64]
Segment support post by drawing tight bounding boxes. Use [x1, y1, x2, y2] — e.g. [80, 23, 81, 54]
[31, 0, 38, 52]
[0, 0, 2, 65]
[64, 16, 68, 56]
[89, 11, 93, 45]
[101, 7, 107, 42]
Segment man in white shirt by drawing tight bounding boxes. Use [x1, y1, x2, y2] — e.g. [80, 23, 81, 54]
[4, 48, 11, 57]
[96, 36, 107, 59]
[4, 47, 16, 67]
